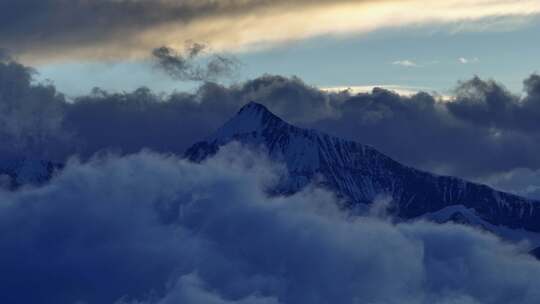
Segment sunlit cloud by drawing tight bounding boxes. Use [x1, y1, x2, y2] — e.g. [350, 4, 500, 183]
[6, 0, 540, 63]
[320, 84, 453, 100]
[321, 84, 424, 96]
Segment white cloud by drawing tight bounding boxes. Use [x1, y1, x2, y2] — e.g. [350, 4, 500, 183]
[392, 60, 418, 67]
[481, 168, 540, 200]
[320, 84, 453, 100]
[459, 57, 480, 64]
[1, 144, 540, 303]
[322, 84, 423, 95]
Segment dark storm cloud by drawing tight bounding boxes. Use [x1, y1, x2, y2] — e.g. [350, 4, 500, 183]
[152, 43, 240, 82]
[0, 59, 70, 161]
[2, 58, 540, 184]
[1, 145, 540, 304]
[0, 0, 329, 36]
[63, 71, 540, 182]
[0, 0, 213, 53]
[2, 0, 537, 62]
[311, 77, 540, 178]
[0, 0, 344, 40]
[0, 0, 361, 61]
[447, 75, 540, 133]
[63, 84, 239, 158]
[60, 74, 343, 159]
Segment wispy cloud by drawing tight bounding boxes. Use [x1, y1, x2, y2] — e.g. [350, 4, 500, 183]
[459, 57, 480, 64]
[322, 84, 422, 96]
[392, 60, 418, 67]
[3, 0, 539, 63]
[152, 42, 240, 82]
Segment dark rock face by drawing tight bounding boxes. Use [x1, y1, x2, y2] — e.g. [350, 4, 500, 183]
[186, 102, 540, 232]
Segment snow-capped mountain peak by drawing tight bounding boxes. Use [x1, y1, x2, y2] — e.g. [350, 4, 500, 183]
[207, 101, 287, 141]
[186, 102, 540, 245]
[237, 101, 276, 118]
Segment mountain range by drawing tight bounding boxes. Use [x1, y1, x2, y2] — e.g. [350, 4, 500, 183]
[186, 102, 540, 248]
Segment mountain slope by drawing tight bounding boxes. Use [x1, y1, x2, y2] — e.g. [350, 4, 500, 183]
[186, 102, 540, 234]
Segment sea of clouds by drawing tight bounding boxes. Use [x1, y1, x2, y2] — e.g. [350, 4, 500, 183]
[1, 143, 539, 304]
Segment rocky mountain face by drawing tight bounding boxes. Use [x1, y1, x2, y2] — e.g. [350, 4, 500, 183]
[186, 102, 540, 236]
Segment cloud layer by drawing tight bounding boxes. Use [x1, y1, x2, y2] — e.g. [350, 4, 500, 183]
[1, 144, 540, 304]
[2, 0, 540, 62]
[0, 59, 70, 160]
[1, 58, 540, 195]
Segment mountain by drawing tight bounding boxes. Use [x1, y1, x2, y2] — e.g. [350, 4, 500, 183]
[186, 102, 540, 243]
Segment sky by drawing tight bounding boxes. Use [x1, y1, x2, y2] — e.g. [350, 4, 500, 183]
[37, 20, 540, 98]
[5, 0, 537, 97]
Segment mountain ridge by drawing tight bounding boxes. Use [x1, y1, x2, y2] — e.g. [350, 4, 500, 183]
[186, 102, 540, 235]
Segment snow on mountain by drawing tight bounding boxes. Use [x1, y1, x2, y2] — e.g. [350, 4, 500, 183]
[423, 205, 540, 248]
[186, 102, 540, 243]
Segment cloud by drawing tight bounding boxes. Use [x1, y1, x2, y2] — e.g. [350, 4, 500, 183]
[459, 57, 480, 64]
[117, 273, 281, 304]
[321, 84, 432, 97]
[0, 48, 11, 62]
[447, 75, 540, 133]
[392, 60, 418, 67]
[152, 42, 240, 82]
[482, 168, 540, 200]
[0, 59, 71, 161]
[3, 59, 540, 183]
[310, 75, 540, 179]
[1, 144, 540, 304]
[2, 0, 540, 63]
[58, 74, 341, 159]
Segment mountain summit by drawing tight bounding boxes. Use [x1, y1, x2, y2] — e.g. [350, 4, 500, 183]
[186, 102, 540, 244]
[206, 101, 288, 141]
